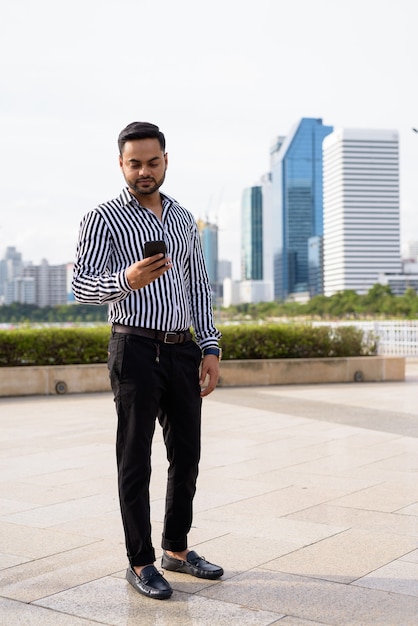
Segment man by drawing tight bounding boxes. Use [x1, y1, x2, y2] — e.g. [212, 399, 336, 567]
[72, 122, 223, 600]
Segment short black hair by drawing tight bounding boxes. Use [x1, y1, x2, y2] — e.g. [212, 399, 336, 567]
[118, 121, 166, 154]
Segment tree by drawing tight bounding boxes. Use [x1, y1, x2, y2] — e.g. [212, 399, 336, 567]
[361, 284, 394, 315]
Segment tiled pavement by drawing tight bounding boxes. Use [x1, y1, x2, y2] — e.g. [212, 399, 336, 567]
[1, 360, 418, 625]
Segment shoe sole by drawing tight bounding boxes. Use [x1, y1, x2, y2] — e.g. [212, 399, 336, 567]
[161, 557, 223, 580]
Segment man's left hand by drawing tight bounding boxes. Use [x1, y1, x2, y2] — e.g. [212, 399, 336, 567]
[199, 355, 220, 397]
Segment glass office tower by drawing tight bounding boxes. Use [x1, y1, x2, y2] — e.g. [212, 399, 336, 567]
[270, 118, 333, 300]
[241, 185, 263, 280]
[308, 235, 323, 297]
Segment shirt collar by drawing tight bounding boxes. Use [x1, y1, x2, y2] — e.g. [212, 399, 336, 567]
[119, 187, 173, 212]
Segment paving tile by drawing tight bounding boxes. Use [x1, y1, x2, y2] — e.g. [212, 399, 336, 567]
[200, 568, 418, 625]
[17, 467, 116, 488]
[401, 548, 418, 563]
[0, 597, 100, 626]
[355, 451, 418, 473]
[264, 528, 418, 584]
[0, 447, 113, 482]
[0, 493, 119, 528]
[34, 575, 284, 626]
[0, 553, 30, 569]
[193, 483, 363, 522]
[50, 510, 125, 543]
[352, 559, 418, 597]
[284, 446, 410, 476]
[358, 435, 418, 456]
[178, 486, 262, 515]
[247, 466, 381, 497]
[199, 456, 299, 481]
[164, 531, 340, 587]
[0, 520, 100, 560]
[0, 475, 116, 505]
[277, 618, 333, 626]
[195, 506, 346, 547]
[0, 497, 36, 516]
[262, 383, 418, 416]
[0, 541, 126, 603]
[397, 502, 418, 516]
[196, 472, 286, 497]
[287, 503, 418, 537]
[345, 465, 418, 487]
[330, 481, 418, 513]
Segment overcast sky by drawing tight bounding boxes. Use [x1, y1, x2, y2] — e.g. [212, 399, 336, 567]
[1, 0, 417, 279]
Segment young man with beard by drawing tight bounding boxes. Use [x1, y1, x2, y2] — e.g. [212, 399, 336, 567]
[73, 121, 223, 600]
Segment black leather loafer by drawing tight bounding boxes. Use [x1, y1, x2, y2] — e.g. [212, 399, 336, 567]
[126, 565, 173, 599]
[161, 550, 224, 580]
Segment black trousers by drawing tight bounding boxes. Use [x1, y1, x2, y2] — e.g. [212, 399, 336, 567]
[108, 331, 203, 567]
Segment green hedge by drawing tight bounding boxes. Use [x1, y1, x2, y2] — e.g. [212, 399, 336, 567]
[220, 323, 375, 359]
[0, 327, 109, 366]
[0, 323, 376, 367]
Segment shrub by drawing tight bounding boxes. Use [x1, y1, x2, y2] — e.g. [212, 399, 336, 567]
[0, 327, 109, 366]
[0, 323, 375, 367]
[218, 323, 375, 360]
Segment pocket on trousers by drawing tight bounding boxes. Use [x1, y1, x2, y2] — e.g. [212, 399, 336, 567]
[107, 335, 125, 384]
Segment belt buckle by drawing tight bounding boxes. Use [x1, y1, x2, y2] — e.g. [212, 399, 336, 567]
[164, 331, 178, 344]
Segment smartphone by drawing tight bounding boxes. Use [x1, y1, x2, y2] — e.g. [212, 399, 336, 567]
[143, 240, 167, 258]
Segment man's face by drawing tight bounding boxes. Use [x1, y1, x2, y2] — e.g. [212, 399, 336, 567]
[119, 138, 168, 198]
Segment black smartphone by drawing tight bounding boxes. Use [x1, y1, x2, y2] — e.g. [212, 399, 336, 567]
[143, 240, 167, 258]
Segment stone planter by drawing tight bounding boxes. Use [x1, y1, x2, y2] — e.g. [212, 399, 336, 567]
[0, 364, 111, 397]
[0, 356, 405, 397]
[217, 356, 404, 387]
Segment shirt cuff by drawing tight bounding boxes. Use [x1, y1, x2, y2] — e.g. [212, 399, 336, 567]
[118, 269, 134, 293]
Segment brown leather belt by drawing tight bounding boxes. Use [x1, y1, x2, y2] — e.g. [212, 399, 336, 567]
[112, 323, 192, 344]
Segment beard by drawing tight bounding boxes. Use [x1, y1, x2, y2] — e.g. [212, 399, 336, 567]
[127, 170, 166, 196]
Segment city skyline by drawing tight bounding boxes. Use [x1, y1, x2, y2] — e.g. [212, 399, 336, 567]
[1, 1, 417, 279]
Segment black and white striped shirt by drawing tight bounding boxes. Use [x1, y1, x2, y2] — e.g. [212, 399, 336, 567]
[72, 188, 221, 349]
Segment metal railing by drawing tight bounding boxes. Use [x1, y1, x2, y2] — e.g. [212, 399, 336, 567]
[312, 320, 418, 356]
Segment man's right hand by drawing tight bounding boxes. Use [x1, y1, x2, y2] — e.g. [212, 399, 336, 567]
[126, 254, 172, 290]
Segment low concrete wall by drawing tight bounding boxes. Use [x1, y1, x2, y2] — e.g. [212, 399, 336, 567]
[0, 356, 405, 397]
[217, 356, 405, 387]
[0, 364, 111, 397]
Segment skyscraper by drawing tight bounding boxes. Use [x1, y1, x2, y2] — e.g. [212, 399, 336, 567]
[270, 118, 333, 300]
[241, 185, 263, 280]
[260, 171, 274, 291]
[0, 248, 68, 306]
[240, 183, 275, 303]
[0, 246, 23, 303]
[23, 259, 67, 306]
[196, 218, 219, 296]
[323, 128, 401, 295]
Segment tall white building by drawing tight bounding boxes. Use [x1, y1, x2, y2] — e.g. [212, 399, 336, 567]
[23, 259, 67, 306]
[405, 240, 418, 261]
[323, 128, 401, 295]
